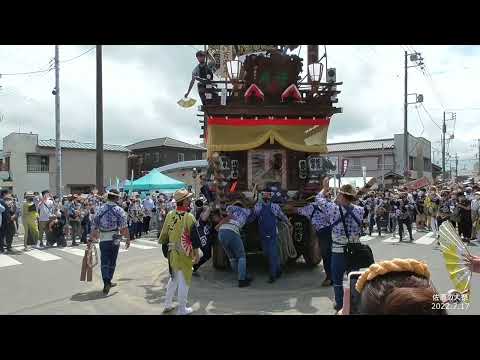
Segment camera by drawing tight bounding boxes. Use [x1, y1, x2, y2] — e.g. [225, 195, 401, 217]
[195, 198, 207, 208]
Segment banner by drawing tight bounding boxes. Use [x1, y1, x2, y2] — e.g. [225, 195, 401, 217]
[341, 159, 349, 177]
[207, 117, 330, 156]
[405, 176, 431, 191]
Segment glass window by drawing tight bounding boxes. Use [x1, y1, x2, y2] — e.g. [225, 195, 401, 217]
[27, 155, 49, 173]
[154, 152, 160, 163]
[178, 153, 184, 162]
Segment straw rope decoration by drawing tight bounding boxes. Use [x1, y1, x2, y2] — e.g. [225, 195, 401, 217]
[355, 258, 431, 293]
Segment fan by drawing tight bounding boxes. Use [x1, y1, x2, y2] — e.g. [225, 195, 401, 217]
[438, 221, 472, 299]
[177, 97, 197, 108]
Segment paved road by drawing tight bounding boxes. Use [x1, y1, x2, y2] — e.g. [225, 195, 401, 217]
[1, 228, 479, 315]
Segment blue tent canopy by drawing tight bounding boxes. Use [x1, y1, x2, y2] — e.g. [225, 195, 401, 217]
[124, 169, 186, 192]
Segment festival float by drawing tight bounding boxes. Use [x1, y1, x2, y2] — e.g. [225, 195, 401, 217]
[189, 45, 342, 269]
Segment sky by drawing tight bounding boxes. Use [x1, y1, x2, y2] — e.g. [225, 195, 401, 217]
[1, 45, 479, 175]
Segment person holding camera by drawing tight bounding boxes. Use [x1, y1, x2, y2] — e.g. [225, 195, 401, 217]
[317, 177, 366, 312]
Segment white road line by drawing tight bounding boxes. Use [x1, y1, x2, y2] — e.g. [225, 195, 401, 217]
[0, 254, 22, 268]
[414, 232, 436, 245]
[57, 247, 86, 257]
[361, 236, 374, 242]
[78, 244, 128, 253]
[124, 243, 156, 250]
[383, 236, 400, 243]
[133, 238, 158, 245]
[13, 247, 61, 261]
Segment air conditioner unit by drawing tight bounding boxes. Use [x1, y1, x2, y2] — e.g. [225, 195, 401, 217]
[326, 68, 336, 83]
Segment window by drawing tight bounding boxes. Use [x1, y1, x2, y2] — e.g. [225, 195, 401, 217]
[145, 153, 150, 162]
[154, 152, 160, 163]
[424, 157, 431, 171]
[27, 155, 49, 173]
[178, 153, 185, 162]
[193, 152, 197, 161]
[351, 158, 361, 169]
[409, 156, 415, 171]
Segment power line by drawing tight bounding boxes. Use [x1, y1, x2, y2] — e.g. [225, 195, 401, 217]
[61, 47, 95, 63]
[1, 46, 94, 77]
[419, 103, 442, 129]
[413, 104, 425, 137]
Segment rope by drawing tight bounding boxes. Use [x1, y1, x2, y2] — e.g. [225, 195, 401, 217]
[86, 243, 98, 268]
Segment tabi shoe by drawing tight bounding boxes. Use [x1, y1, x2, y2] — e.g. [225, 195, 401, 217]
[321, 279, 333, 287]
[238, 279, 252, 288]
[176, 307, 193, 315]
[110, 282, 117, 288]
[163, 305, 177, 314]
[103, 283, 111, 295]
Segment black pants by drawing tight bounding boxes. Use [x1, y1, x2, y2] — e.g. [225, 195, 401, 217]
[316, 226, 333, 280]
[0, 226, 5, 252]
[143, 216, 151, 234]
[193, 242, 212, 271]
[398, 218, 413, 241]
[369, 216, 382, 236]
[0, 222, 15, 250]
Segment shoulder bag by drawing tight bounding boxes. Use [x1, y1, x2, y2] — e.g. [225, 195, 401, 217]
[339, 205, 374, 273]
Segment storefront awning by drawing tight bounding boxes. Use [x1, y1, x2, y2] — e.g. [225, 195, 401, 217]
[206, 117, 330, 156]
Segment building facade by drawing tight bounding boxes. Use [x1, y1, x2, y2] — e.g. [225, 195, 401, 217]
[127, 137, 206, 179]
[327, 133, 432, 188]
[2, 133, 129, 197]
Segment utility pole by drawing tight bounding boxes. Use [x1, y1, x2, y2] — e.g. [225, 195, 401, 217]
[382, 142, 385, 190]
[403, 49, 424, 181]
[455, 153, 458, 179]
[442, 111, 446, 182]
[96, 45, 104, 193]
[478, 139, 480, 176]
[442, 111, 456, 181]
[54, 45, 62, 197]
[404, 51, 408, 180]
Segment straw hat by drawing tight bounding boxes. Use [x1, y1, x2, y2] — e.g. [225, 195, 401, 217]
[173, 189, 193, 203]
[106, 189, 122, 198]
[338, 184, 357, 198]
[25, 191, 35, 197]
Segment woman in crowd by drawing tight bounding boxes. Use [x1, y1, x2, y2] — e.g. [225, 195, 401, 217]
[344, 258, 447, 315]
[457, 191, 472, 243]
[22, 192, 39, 251]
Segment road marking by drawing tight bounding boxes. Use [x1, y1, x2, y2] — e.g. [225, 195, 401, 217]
[361, 236, 374, 242]
[0, 254, 22, 268]
[124, 243, 156, 250]
[13, 247, 61, 261]
[58, 247, 86, 257]
[414, 232, 436, 245]
[78, 244, 128, 253]
[383, 236, 400, 243]
[133, 238, 158, 246]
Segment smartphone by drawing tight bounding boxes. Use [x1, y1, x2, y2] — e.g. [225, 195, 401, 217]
[348, 271, 365, 315]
